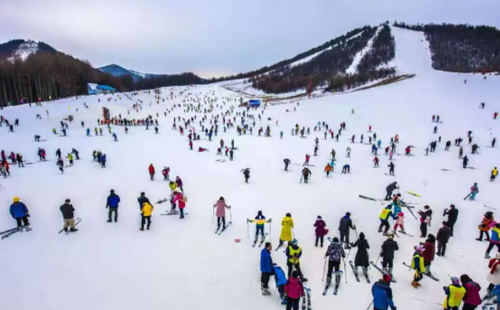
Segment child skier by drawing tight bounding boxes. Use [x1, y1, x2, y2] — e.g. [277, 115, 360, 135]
[284, 271, 304, 310]
[273, 264, 287, 304]
[249, 210, 270, 244]
[411, 246, 425, 288]
[393, 212, 405, 233]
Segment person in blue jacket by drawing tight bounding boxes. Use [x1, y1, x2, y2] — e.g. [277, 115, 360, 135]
[260, 242, 274, 296]
[10, 197, 30, 229]
[372, 274, 397, 310]
[273, 264, 287, 304]
[106, 189, 121, 222]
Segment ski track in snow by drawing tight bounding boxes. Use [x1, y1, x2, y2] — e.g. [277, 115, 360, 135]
[346, 26, 382, 75]
[0, 28, 499, 310]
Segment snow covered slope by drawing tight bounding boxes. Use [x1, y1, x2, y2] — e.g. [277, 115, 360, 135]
[0, 27, 499, 310]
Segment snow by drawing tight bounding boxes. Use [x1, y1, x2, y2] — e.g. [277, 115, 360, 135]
[1, 26, 500, 310]
[346, 26, 382, 75]
[129, 69, 147, 79]
[8, 40, 39, 62]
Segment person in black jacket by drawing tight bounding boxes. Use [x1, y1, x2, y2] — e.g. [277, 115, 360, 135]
[418, 205, 433, 238]
[385, 182, 398, 200]
[443, 204, 458, 237]
[380, 233, 399, 275]
[283, 158, 291, 171]
[351, 232, 370, 271]
[436, 222, 451, 256]
[338, 212, 356, 249]
[60, 199, 77, 232]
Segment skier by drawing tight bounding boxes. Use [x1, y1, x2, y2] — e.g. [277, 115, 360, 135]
[273, 264, 287, 304]
[137, 192, 150, 209]
[469, 183, 479, 200]
[67, 153, 74, 166]
[325, 237, 345, 286]
[60, 199, 77, 232]
[435, 222, 451, 257]
[249, 210, 269, 244]
[9, 197, 30, 229]
[351, 232, 370, 272]
[463, 156, 469, 168]
[162, 167, 170, 181]
[301, 167, 311, 183]
[324, 163, 332, 177]
[338, 212, 356, 249]
[385, 182, 398, 200]
[443, 277, 466, 310]
[341, 164, 350, 174]
[388, 162, 395, 175]
[346, 147, 351, 158]
[460, 274, 482, 310]
[279, 213, 294, 248]
[242, 168, 250, 183]
[373, 156, 379, 168]
[418, 205, 432, 238]
[393, 211, 405, 233]
[422, 234, 436, 275]
[478, 212, 495, 241]
[443, 204, 459, 237]
[410, 246, 425, 288]
[284, 270, 304, 310]
[172, 191, 187, 219]
[213, 197, 231, 230]
[380, 232, 398, 275]
[148, 164, 155, 181]
[175, 176, 184, 192]
[485, 223, 500, 259]
[286, 239, 306, 281]
[283, 158, 291, 171]
[140, 200, 154, 230]
[378, 205, 394, 235]
[106, 189, 120, 222]
[491, 167, 498, 182]
[260, 242, 273, 295]
[372, 274, 396, 310]
[493, 138, 496, 148]
[314, 215, 328, 247]
[303, 154, 310, 166]
[56, 157, 64, 174]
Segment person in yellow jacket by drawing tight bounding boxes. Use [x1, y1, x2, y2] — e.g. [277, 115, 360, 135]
[491, 167, 498, 182]
[443, 277, 466, 310]
[411, 246, 425, 288]
[279, 213, 294, 247]
[169, 181, 178, 192]
[378, 205, 394, 235]
[286, 239, 307, 281]
[140, 202, 154, 231]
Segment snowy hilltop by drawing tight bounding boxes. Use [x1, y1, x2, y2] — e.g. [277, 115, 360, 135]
[0, 25, 500, 310]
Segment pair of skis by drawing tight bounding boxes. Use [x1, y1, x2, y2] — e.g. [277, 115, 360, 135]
[215, 222, 232, 235]
[402, 262, 440, 281]
[370, 261, 396, 283]
[252, 233, 268, 247]
[1, 226, 32, 239]
[349, 261, 370, 283]
[322, 270, 343, 296]
[58, 217, 81, 235]
[301, 287, 312, 310]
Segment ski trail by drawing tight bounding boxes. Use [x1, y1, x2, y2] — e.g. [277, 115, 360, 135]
[346, 26, 382, 75]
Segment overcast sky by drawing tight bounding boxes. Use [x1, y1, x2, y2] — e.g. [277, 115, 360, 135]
[1, 0, 499, 78]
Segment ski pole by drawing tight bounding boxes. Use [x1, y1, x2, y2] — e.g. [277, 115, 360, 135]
[269, 220, 272, 240]
[229, 207, 233, 222]
[322, 257, 327, 282]
[365, 301, 373, 310]
[247, 220, 249, 239]
[343, 257, 348, 283]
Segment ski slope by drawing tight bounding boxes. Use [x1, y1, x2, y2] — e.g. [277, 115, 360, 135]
[0, 28, 499, 310]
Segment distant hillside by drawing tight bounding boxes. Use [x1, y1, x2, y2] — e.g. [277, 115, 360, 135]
[99, 64, 169, 82]
[0, 39, 57, 61]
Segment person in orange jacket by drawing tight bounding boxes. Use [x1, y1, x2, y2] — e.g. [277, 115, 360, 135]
[477, 212, 495, 241]
[324, 163, 332, 177]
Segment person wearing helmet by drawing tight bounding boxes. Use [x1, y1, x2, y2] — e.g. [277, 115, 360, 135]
[9, 197, 30, 230]
[286, 239, 306, 282]
[380, 233, 399, 276]
[339, 212, 356, 249]
[371, 273, 397, 310]
[443, 277, 466, 310]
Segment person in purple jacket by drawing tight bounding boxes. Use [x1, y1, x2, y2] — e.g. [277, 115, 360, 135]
[175, 176, 184, 193]
[460, 274, 482, 310]
[314, 215, 328, 247]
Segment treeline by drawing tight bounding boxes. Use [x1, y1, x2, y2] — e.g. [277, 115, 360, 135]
[326, 68, 396, 92]
[250, 27, 378, 94]
[0, 51, 131, 106]
[209, 26, 373, 83]
[394, 22, 500, 72]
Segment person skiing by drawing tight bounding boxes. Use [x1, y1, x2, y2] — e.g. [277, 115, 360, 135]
[162, 167, 170, 181]
[388, 162, 395, 175]
[324, 163, 332, 177]
[279, 213, 294, 248]
[175, 176, 184, 192]
[105, 189, 120, 222]
[469, 183, 479, 200]
[443, 204, 458, 237]
[379, 205, 394, 235]
[9, 197, 30, 230]
[385, 182, 398, 200]
[373, 156, 379, 168]
[314, 215, 328, 247]
[273, 264, 287, 304]
[351, 232, 370, 271]
[325, 237, 345, 285]
[67, 153, 74, 166]
[418, 205, 432, 238]
[436, 222, 451, 256]
[443, 277, 466, 310]
[460, 274, 482, 310]
[338, 212, 355, 249]
[213, 196, 231, 230]
[380, 232, 398, 275]
[284, 270, 304, 310]
[478, 212, 495, 242]
[301, 167, 311, 183]
[148, 164, 155, 181]
[485, 223, 500, 259]
[422, 234, 436, 275]
[286, 239, 306, 281]
[56, 157, 64, 174]
[249, 210, 269, 244]
[260, 242, 273, 295]
[283, 158, 291, 171]
[140, 200, 154, 230]
[60, 199, 77, 232]
[341, 164, 350, 174]
[492, 167, 499, 182]
[371, 274, 397, 310]
[393, 211, 405, 233]
[303, 154, 310, 166]
[172, 191, 187, 219]
[242, 168, 250, 183]
[410, 246, 425, 288]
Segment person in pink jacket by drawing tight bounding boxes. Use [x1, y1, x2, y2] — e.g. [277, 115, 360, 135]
[172, 191, 187, 219]
[394, 212, 405, 233]
[460, 274, 482, 310]
[284, 270, 304, 310]
[213, 197, 231, 230]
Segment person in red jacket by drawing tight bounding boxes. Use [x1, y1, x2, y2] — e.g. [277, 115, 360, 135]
[422, 234, 436, 276]
[284, 270, 304, 310]
[172, 191, 187, 219]
[314, 216, 328, 247]
[148, 164, 155, 181]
